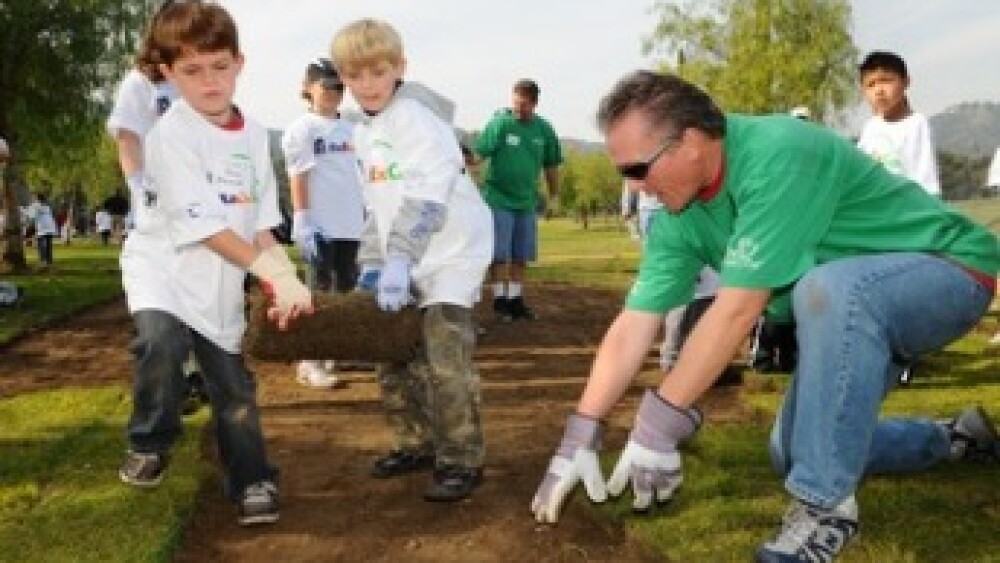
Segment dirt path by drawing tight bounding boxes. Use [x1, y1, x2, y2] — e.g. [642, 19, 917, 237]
[0, 283, 680, 562]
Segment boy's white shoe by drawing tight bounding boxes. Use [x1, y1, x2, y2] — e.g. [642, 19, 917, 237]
[296, 360, 340, 389]
[989, 332, 1000, 346]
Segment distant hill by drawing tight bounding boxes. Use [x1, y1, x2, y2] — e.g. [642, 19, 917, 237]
[930, 101, 1000, 158]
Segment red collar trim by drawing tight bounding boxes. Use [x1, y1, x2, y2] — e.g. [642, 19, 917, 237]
[221, 108, 244, 131]
[697, 158, 725, 201]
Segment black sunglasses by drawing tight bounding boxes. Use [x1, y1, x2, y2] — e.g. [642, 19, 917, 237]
[617, 137, 678, 180]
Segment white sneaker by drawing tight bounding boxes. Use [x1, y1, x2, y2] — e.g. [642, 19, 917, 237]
[296, 360, 341, 389]
[989, 332, 1000, 346]
[322, 360, 337, 372]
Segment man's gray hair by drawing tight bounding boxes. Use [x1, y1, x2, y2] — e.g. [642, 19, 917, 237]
[596, 70, 726, 140]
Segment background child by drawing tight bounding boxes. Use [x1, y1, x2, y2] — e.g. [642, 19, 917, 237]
[857, 51, 941, 384]
[332, 18, 493, 502]
[106, 3, 208, 413]
[857, 50, 941, 196]
[22, 193, 56, 267]
[119, 1, 312, 526]
[281, 57, 366, 388]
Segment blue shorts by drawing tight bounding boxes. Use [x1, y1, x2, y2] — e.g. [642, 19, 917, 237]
[491, 208, 537, 262]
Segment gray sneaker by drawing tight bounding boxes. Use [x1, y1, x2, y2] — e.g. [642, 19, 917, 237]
[940, 406, 999, 462]
[238, 481, 279, 526]
[756, 496, 859, 563]
[119, 451, 168, 488]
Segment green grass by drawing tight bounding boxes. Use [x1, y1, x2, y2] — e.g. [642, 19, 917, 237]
[533, 217, 639, 290]
[0, 388, 210, 563]
[0, 241, 123, 344]
[1, 238, 211, 562]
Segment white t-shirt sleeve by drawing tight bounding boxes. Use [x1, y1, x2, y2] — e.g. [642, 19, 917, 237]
[393, 100, 463, 205]
[281, 118, 316, 176]
[907, 114, 940, 196]
[107, 70, 155, 138]
[146, 122, 229, 247]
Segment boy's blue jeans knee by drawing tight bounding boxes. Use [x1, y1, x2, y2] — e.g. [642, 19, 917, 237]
[768, 253, 992, 509]
[127, 310, 276, 497]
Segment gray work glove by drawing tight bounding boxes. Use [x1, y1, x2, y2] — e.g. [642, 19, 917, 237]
[607, 389, 701, 511]
[531, 414, 607, 523]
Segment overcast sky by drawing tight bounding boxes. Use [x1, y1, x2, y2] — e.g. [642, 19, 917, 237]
[215, 0, 999, 141]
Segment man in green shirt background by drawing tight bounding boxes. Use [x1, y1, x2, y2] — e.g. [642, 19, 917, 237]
[475, 79, 561, 321]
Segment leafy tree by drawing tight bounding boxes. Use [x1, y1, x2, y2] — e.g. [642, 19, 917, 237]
[0, 0, 148, 270]
[559, 148, 623, 225]
[643, 0, 858, 123]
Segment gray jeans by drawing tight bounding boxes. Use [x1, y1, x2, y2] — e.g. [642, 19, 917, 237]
[126, 310, 277, 498]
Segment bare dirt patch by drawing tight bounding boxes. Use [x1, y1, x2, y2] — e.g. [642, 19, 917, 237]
[2, 282, 747, 562]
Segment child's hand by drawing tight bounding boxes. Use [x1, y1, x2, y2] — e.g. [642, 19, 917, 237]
[250, 247, 314, 329]
[377, 254, 412, 312]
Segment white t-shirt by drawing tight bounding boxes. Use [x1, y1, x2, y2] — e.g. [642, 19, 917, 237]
[129, 100, 280, 352]
[987, 147, 1000, 188]
[24, 202, 57, 236]
[95, 210, 113, 233]
[108, 70, 181, 319]
[857, 112, 940, 196]
[281, 112, 365, 239]
[353, 96, 492, 307]
[106, 70, 179, 232]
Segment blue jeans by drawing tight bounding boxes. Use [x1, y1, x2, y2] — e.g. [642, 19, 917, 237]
[768, 253, 993, 509]
[126, 310, 277, 498]
[36, 234, 53, 265]
[491, 208, 537, 262]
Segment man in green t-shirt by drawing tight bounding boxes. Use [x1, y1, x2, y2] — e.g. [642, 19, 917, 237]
[529, 71, 999, 562]
[475, 79, 562, 321]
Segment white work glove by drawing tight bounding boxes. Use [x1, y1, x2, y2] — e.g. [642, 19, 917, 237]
[377, 253, 412, 312]
[249, 245, 313, 330]
[291, 210, 319, 262]
[607, 389, 701, 512]
[531, 413, 607, 524]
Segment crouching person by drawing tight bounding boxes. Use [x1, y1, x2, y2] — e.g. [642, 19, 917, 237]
[530, 70, 999, 562]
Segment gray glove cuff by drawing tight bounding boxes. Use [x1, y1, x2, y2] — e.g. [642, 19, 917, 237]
[357, 215, 383, 267]
[387, 197, 447, 262]
[556, 413, 604, 457]
[631, 389, 701, 451]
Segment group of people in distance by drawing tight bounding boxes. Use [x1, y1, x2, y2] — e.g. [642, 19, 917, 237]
[99, 2, 996, 561]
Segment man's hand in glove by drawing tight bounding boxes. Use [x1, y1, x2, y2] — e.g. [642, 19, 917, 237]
[531, 413, 607, 523]
[607, 389, 701, 512]
[291, 210, 319, 262]
[377, 254, 412, 312]
[249, 246, 313, 330]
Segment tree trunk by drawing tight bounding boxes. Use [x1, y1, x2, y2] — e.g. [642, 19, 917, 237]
[2, 164, 28, 272]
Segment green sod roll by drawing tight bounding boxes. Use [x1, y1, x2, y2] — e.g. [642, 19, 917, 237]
[244, 291, 421, 362]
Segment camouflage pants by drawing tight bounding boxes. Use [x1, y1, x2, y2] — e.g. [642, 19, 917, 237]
[377, 303, 484, 467]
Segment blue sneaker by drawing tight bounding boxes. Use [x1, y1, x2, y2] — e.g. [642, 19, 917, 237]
[755, 496, 859, 562]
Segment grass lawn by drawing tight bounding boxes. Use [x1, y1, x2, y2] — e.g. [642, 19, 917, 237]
[0, 239, 211, 563]
[0, 241, 123, 345]
[0, 208, 997, 562]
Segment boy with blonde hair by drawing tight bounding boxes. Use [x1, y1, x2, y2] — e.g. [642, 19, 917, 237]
[331, 18, 493, 501]
[120, 1, 312, 526]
